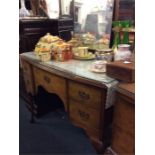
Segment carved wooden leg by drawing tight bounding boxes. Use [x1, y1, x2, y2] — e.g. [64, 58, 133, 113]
[29, 93, 35, 123]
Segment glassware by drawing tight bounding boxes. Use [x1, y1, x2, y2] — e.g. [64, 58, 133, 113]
[112, 21, 122, 49]
[121, 20, 132, 44]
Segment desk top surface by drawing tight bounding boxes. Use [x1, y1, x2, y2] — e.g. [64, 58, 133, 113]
[116, 83, 135, 100]
[20, 52, 118, 88]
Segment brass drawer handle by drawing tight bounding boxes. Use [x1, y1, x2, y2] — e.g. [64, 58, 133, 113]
[43, 75, 51, 83]
[78, 110, 89, 120]
[78, 91, 90, 100]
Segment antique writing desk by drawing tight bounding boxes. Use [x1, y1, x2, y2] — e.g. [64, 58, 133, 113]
[20, 52, 118, 152]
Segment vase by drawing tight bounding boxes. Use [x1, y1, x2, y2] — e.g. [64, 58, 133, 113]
[19, 0, 30, 17]
[114, 44, 132, 61]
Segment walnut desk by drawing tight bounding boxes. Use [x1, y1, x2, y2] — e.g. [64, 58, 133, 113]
[20, 52, 118, 153]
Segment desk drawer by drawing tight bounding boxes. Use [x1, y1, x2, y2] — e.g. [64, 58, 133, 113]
[69, 100, 100, 130]
[33, 67, 67, 106]
[22, 60, 32, 75]
[69, 81, 102, 109]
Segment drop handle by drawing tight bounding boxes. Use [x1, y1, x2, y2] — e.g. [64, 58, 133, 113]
[78, 91, 90, 100]
[43, 76, 51, 83]
[78, 110, 89, 120]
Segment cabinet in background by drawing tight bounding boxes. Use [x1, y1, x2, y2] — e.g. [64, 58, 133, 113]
[19, 18, 74, 53]
[114, 0, 135, 21]
[110, 83, 135, 155]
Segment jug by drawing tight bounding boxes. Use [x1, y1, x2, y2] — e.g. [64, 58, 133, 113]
[114, 44, 132, 61]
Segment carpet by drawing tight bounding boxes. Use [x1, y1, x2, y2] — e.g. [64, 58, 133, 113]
[19, 97, 97, 155]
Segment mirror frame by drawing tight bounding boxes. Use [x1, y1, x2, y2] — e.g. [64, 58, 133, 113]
[72, 0, 115, 48]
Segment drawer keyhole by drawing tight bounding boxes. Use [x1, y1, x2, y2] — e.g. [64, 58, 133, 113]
[78, 91, 90, 100]
[43, 76, 51, 83]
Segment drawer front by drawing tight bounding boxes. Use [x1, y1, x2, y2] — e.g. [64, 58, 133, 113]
[69, 81, 102, 109]
[69, 100, 100, 130]
[33, 67, 67, 107]
[23, 74, 34, 94]
[22, 60, 32, 75]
